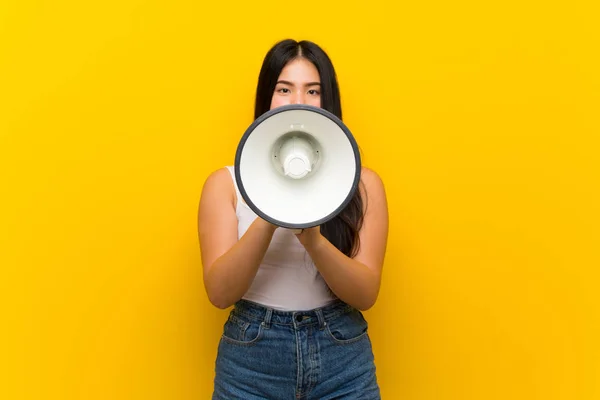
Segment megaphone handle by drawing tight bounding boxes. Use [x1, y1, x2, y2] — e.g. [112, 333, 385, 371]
[288, 228, 303, 235]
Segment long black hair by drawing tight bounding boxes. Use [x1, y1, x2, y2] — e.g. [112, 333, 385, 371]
[254, 39, 365, 258]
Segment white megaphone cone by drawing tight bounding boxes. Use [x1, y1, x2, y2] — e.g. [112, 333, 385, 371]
[234, 104, 361, 232]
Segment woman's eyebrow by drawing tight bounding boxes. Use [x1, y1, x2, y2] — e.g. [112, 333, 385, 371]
[276, 80, 321, 87]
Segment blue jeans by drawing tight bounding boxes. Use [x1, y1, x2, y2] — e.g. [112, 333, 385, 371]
[212, 299, 381, 399]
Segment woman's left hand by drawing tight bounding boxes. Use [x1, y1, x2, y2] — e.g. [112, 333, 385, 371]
[294, 226, 324, 251]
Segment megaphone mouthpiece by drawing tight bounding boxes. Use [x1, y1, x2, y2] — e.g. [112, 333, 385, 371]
[280, 136, 315, 179]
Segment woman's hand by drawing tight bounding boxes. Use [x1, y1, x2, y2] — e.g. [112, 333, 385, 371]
[294, 226, 325, 250]
[256, 217, 279, 234]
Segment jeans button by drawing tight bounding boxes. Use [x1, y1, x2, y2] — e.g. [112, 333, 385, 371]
[295, 315, 303, 322]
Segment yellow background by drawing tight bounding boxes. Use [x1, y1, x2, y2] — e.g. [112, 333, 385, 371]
[1, 0, 599, 399]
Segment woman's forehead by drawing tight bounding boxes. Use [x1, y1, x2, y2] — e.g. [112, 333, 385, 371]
[278, 59, 320, 82]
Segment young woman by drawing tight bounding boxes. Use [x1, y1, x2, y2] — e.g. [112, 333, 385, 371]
[198, 39, 389, 400]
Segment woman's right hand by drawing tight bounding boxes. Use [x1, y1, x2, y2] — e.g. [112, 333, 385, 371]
[255, 217, 279, 234]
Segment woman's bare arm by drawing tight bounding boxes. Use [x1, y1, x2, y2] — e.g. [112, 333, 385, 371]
[295, 167, 389, 310]
[198, 168, 276, 309]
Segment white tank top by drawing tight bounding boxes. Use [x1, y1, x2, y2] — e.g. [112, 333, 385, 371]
[225, 166, 338, 311]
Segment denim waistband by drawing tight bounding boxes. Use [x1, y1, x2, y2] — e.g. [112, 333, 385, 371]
[232, 298, 355, 328]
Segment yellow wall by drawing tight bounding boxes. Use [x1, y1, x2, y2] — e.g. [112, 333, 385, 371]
[1, 1, 599, 399]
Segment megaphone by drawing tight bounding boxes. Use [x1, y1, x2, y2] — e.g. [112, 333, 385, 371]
[234, 104, 361, 230]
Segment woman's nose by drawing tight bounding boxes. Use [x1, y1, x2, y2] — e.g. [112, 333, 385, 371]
[293, 92, 305, 104]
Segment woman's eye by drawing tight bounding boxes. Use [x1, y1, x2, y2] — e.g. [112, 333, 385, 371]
[308, 89, 320, 95]
[278, 88, 290, 93]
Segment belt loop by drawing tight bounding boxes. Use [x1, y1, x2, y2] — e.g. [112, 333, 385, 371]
[315, 309, 326, 330]
[262, 308, 273, 329]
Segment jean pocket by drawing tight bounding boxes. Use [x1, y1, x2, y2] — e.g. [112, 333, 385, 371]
[221, 313, 264, 346]
[325, 309, 369, 344]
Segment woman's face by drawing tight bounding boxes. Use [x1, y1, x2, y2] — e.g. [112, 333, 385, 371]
[270, 58, 321, 110]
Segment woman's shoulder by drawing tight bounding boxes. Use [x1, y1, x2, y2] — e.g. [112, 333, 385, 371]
[360, 166, 385, 190]
[200, 166, 236, 207]
[359, 166, 387, 209]
[203, 166, 233, 187]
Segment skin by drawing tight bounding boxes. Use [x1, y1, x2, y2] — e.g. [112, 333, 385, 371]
[198, 57, 389, 311]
